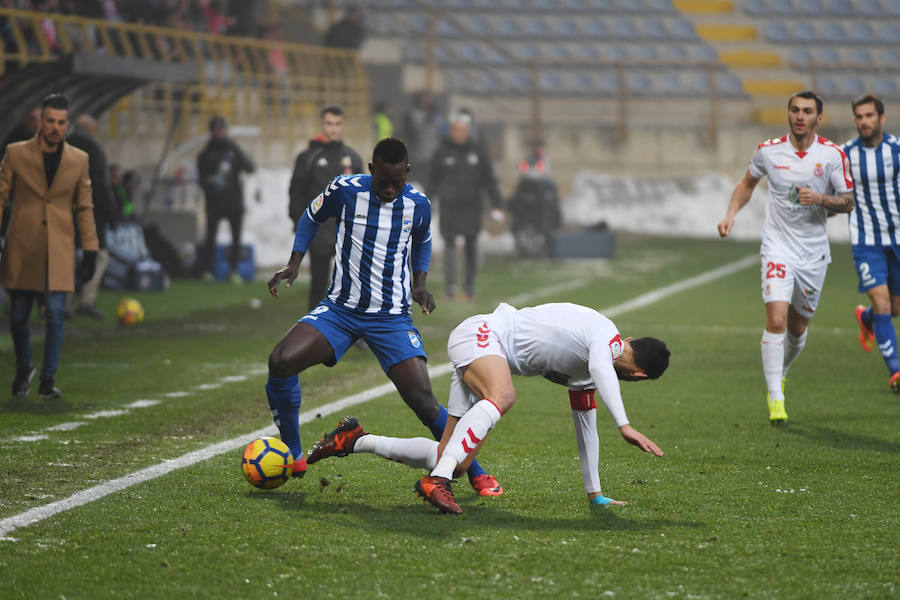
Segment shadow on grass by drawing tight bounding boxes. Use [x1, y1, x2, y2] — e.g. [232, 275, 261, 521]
[779, 421, 900, 455]
[0, 395, 76, 415]
[245, 484, 703, 538]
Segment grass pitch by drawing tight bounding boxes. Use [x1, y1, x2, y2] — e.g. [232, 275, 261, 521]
[0, 236, 897, 599]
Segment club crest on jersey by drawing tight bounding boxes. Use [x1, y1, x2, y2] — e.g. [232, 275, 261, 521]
[609, 334, 624, 361]
[310, 194, 324, 214]
[814, 163, 824, 177]
[402, 219, 412, 233]
[408, 331, 421, 348]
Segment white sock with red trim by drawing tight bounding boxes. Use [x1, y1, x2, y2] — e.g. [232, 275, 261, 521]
[430, 399, 502, 480]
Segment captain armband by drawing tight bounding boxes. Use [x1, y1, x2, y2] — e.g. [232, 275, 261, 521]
[568, 389, 597, 411]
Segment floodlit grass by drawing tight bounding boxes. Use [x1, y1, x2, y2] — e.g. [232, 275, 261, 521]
[0, 236, 897, 599]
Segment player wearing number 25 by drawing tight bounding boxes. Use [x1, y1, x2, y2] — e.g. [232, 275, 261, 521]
[717, 91, 855, 424]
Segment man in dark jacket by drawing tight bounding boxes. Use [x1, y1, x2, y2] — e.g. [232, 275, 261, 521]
[288, 105, 363, 309]
[67, 114, 117, 318]
[428, 113, 503, 300]
[197, 116, 255, 283]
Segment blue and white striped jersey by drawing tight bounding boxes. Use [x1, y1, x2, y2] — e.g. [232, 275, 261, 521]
[842, 133, 900, 247]
[293, 174, 433, 315]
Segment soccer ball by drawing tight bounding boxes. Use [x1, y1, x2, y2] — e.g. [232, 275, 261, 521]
[117, 297, 144, 325]
[241, 437, 294, 489]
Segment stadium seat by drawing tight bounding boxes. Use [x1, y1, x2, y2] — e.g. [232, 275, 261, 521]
[848, 22, 876, 44]
[717, 72, 747, 97]
[829, 0, 854, 16]
[626, 71, 653, 96]
[553, 17, 580, 38]
[839, 76, 865, 96]
[461, 14, 491, 37]
[888, 0, 900, 17]
[508, 70, 533, 92]
[816, 76, 839, 96]
[456, 43, 483, 63]
[691, 44, 719, 63]
[405, 14, 429, 35]
[512, 43, 541, 60]
[686, 71, 711, 95]
[572, 44, 601, 60]
[436, 20, 462, 37]
[544, 44, 571, 61]
[633, 45, 660, 62]
[846, 48, 874, 67]
[663, 44, 689, 62]
[743, 0, 768, 15]
[643, 18, 668, 40]
[856, 0, 884, 16]
[873, 78, 899, 98]
[668, 19, 698, 40]
[764, 22, 790, 44]
[817, 47, 841, 66]
[523, 16, 552, 38]
[539, 71, 563, 93]
[787, 47, 814, 68]
[796, 0, 825, 14]
[601, 44, 630, 61]
[881, 47, 900, 66]
[821, 22, 848, 43]
[772, 0, 797, 16]
[641, 0, 677, 14]
[492, 16, 521, 37]
[788, 22, 816, 42]
[592, 71, 621, 95]
[654, 71, 682, 96]
[880, 22, 900, 43]
[611, 18, 637, 39]
[584, 18, 608, 38]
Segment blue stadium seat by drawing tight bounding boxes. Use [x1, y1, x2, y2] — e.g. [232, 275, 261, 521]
[717, 72, 747, 97]
[544, 44, 571, 61]
[494, 16, 522, 37]
[888, 0, 900, 17]
[840, 76, 866, 97]
[584, 18, 608, 38]
[367, 13, 394, 36]
[764, 22, 790, 43]
[881, 47, 900, 66]
[743, 0, 768, 15]
[848, 22, 876, 44]
[601, 44, 630, 61]
[654, 71, 682, 96]
[847, 48, 874, 67]
[512, 43, 541, 60]
[507, 70, 533, 92]
[573, 44, 601, 60]
[821, 22, 848, 43]
[405, 14, 429, 36]
[880, 22, 900, 43]
[772, 0, 797, 15]
[791, 22, 817, 42]
[539, 72, 563, 93]
[632, 45, 660, 61]
[626, 71, 653, 96]
[817, 47, 841, 66]
[873, 78, 899, 98]
[611, 18, 637, 39]
[593, 71, 621, 95]
[691, 44, 719, 63]
[461, 14, 491, 37]
[523, 16, 552, 38]
[796, 0, 824, 14]
[584, 0, 615, 10]
[643, 18, 668, 40]
[816, 76, 839, 97]
[787, 47, 814, 67]
[856, 0, 884, 16]
[641, 0, 677, 13]
[668, 19, 698, 40]
[554, 17, 580, 38]
[663, 45, 689, 62]
[564, 71, 593, 95]
[436, 19, 461, 37]
[456, 43, 483, 63]
[686, 72, 711, 94]
[829, 0, 854, 16]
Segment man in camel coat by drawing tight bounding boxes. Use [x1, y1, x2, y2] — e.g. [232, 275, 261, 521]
[0, 93, 98, 399]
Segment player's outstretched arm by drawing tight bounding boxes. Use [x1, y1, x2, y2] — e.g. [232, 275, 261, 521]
[795, 188, 854, 213]
[268, 250, 304, 298]
[411, 270, 435, 315]
[618, 424, 664, 457]
[718, 170, 759, 238]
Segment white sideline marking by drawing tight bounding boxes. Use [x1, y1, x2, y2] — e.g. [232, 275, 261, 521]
[84, 410, 129, 420]
[0, 255, 755, 538]
[45, 422, 87, 432]
[164, 391, 192, 398]
[125, 400, 161, 409]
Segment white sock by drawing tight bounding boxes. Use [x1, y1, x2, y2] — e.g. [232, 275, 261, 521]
[351, 434, 439, 470]
[782, 330, 807, 379]
[761, 329, 786, 400]
[431, 399, 502, 480]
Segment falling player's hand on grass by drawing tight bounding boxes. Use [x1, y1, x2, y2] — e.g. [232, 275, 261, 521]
[619, 424, 664, 457]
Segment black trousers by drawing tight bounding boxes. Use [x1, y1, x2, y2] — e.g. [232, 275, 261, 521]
[202, 205, 243, 274]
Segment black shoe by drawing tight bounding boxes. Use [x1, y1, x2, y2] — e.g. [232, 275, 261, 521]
[76, 305, 104, 319]
[12, 365, 36, 397]
[38, 376, 63, 399]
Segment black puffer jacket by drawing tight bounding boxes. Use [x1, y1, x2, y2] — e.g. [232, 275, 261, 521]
[428, 137, 502, 237]
[196, 137, 255, 212]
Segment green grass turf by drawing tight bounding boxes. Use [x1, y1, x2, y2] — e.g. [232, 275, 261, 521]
[0, 236, 897, 599]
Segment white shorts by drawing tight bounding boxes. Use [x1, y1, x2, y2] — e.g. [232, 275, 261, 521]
[760, 255, 828, 318]
[445, 314, 506, 417]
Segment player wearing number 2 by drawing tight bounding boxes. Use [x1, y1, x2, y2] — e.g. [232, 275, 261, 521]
[842, 94, 900, 392]
[718, 91, 854, 424]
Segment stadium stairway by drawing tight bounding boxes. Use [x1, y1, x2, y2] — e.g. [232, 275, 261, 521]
[674, 0, 808, 125]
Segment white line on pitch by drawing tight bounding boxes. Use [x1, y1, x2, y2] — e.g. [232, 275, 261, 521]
[0, 254, 756, 538]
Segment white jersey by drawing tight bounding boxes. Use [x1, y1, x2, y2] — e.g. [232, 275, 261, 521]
[749, 134, 853, 264]
[486, 302, 629, 427]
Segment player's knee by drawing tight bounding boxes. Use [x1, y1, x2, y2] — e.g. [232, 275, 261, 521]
[490, 388, 516, 414]
[268, 345, 296, 378]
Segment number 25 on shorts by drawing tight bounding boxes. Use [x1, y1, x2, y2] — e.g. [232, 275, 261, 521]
[766, 262, 786, 279]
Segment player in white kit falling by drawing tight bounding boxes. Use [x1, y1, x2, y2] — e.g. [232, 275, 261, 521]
[306, 302, 670, 514]
[718, 91, 855, 424]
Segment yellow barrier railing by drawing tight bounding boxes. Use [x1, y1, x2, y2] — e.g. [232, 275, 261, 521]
[0, 8, 371, 145]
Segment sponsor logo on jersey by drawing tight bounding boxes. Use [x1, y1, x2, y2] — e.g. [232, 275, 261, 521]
[408, 331, 421, 348]
[311, 194, 324, 214]
[609, 334, 624, 361]
[814, 163, 823, 177]
[316, 157, 328, 167]
[773, 164, 791, 170]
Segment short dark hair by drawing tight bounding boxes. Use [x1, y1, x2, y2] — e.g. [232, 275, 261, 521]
[321, 104, 344, 118]
[789, 90, 823, 115]
[372, 137, 408, 165]
[852, 93, 884, 116]
[208, 115, 227, 131]
[630, 337, 670, 380]
[42, 93, 69, 112]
